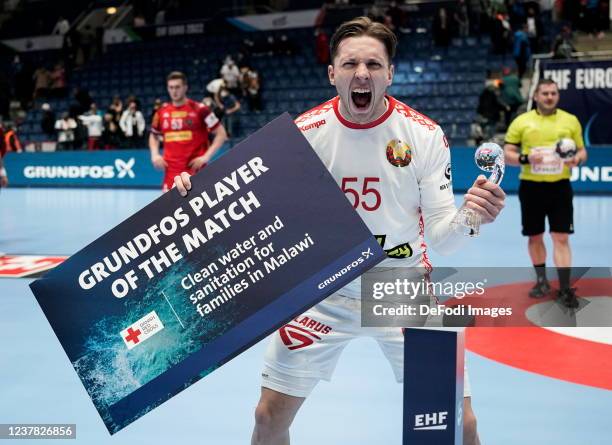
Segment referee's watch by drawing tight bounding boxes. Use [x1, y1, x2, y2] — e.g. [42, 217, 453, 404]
[519, 154, 529, 165]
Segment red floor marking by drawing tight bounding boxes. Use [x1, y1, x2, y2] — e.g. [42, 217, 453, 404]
[467, 326, 612, 390]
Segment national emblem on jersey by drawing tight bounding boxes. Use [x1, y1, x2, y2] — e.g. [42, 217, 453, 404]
[385, 139, 412, 167]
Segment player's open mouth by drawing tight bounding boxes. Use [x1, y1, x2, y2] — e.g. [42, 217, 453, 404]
[351, 88, 371, 110]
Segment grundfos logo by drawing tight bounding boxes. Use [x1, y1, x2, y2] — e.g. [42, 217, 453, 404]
[24, 158, 136, 179]
[317, 248, 373, 290]
[299, 119, 326, 132]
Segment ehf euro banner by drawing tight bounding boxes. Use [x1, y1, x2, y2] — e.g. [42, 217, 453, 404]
[29, 113, 385, 434]
[539, 59, 612, 145]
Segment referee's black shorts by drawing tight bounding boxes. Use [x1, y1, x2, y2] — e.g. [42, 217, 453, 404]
[518, 179, 574, 236]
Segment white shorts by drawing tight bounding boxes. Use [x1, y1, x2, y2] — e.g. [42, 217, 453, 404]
[262, 293, 471, 398]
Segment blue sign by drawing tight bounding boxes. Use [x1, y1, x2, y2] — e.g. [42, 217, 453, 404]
[540, 59, 612, 146]
[29, 114, 385, 434]
[449, 147, 612, 193]
[4, 149, 163, 188]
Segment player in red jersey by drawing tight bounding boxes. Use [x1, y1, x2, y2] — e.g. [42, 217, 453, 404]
[149, 71, 228, 191]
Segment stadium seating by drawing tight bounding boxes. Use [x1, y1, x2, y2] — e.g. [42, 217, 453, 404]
[17, 25, 510, 146]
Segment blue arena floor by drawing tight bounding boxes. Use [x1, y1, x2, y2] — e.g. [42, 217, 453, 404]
[1, 187, 611, 444]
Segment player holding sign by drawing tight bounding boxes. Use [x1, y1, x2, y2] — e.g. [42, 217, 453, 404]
[504, 78, 588, 307]
[149, 71, 227, 191]
[175, 17, 505, 445]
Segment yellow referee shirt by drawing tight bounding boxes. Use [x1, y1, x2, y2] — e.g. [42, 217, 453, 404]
[505, 108, 584, 182]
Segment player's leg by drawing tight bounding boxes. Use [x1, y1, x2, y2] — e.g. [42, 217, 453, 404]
[519, 180, 550, 297]
[375, 328, 480, 444]
[253, 294, 355, 444]
[549, 179, 577, 307]
[252, 387, 305, 445]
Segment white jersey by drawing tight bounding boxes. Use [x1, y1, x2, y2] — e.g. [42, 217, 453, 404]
[295, 96, 463, 297]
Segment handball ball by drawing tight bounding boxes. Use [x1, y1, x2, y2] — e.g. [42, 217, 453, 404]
[555, 138, 577, 159]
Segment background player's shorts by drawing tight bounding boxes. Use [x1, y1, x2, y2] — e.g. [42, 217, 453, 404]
[261, 293, 471, 398]
[518, 179, 574, 236]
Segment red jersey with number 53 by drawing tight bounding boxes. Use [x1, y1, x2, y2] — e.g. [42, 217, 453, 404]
[295, 95, 457, 297]
[151, 99, 220, 169]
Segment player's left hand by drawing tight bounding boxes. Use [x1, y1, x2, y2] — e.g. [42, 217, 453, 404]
[464, 175, 505, 224]
[188, 155, 209, 171]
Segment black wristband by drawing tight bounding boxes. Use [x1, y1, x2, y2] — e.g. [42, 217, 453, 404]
[519, 154, 529, 165]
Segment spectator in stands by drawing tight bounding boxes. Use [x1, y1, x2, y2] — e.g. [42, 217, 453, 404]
[468, 0, 487, 35]
[119, 100, 146, 148]
[584, 0, 605, 39]
[80, 25, 96, 64]
[432, 7, 452, 47]
[74, 87, 93, 115]
[241, 66, 262, 113]
[107, 96, 124, 130]
[79, 104, 103, 150]
[477, 77, 510, 139]
[513, 22, 532, 78]
[133, 13, 147, 28]
[33, 67, 51, 100]
[150, 98, 162, 123]
[218, 88, 241, 138]
[52, 16, 70, 35]
[386, 1, 410, 33]
[50, 63, 67, 98]
[3, 126, 22, 153]
[40, 103, 56, 138]
[206, 78, 226, 114]
[315, 28, 330, 64]
[552, 25, 576, 59]
[500, 67, 524, 127]
[220, 57, 241, 97]
[101, 112, 121, 149]
[525, 7, 543, 53]
[55, 112, 77, 150]
[491, 11, 511, 55]
[507, 0, 526, 31]
[454, 0, 470, 37]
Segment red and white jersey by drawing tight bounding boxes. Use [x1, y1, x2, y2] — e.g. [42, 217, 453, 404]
[295, 96, 461, 297]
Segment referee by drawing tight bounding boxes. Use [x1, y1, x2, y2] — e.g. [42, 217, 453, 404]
[504, 78, 587, 308]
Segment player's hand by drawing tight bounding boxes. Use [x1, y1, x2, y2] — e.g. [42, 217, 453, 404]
[564, 150, 585, 168]
[463, 175, 506, 224]
[188, 155, 208, 171]
[528, 152, 544, 165]
[173, 172, 192, 197]
[151, 154, 167, 170]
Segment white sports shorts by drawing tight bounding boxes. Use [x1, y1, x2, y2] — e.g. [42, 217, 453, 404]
[262, 293, 471, 398]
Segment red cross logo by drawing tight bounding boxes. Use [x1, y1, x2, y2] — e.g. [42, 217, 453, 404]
[124, 327, 142, 345]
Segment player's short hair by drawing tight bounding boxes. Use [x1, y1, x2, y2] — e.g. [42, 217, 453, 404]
[330, 16, 397, 64]
[535, 78, 558, 92]
[167, 71, 188, 84]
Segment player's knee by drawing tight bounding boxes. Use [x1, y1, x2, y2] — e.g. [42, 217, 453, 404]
[463, 411, 478, 445]
[551, 233, 569, 245]
[528, 234, 544, 244]
[254, 400, 290, 432]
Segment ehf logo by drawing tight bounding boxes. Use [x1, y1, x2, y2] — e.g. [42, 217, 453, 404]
[385, 139, 412, 167]
[121, 310, 164, 350]
[414, 411, 448, 431]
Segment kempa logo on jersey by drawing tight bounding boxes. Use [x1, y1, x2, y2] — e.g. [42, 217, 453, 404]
[316, 248, 372, 290]
[23, 158, 136, 179]
[298, 119, 326, 132]
[414, 411, 449, 431]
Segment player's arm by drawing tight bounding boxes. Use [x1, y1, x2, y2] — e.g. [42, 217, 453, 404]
[188, 109, 228, 170]
[149, 110, 166, 170]
[565, 116, 587, 167]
